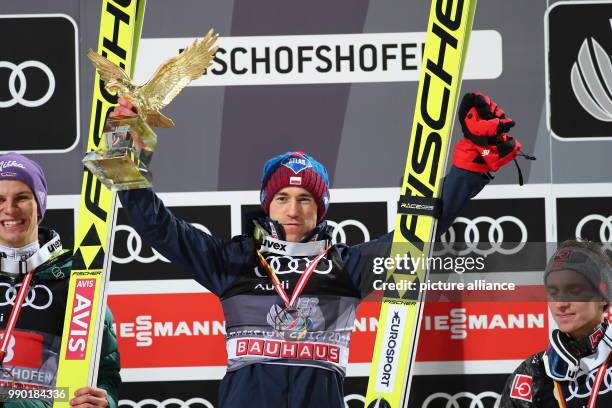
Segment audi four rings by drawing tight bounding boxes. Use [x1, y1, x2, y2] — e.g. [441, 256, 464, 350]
[0, 60, 55, 108]
[566, 367, 612, 400]
[435, 216, 528, 256]
[422, 391, 501, 408]
[256, 256, 333, 276]
[119, 398, 214, 408]
[0, 283, 53, 310]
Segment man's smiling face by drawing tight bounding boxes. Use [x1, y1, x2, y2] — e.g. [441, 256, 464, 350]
[0, 180, 38, 248]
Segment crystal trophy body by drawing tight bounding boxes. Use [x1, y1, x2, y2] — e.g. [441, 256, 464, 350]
[83, 115, 157, 191]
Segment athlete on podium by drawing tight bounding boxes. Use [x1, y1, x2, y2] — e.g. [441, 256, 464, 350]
[0, 153, 120, 408]
[114, 92, 521, 407]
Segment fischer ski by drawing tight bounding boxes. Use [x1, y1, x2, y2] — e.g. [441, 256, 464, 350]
[365, 1, 477, 407]
[54, 1, 146, 406]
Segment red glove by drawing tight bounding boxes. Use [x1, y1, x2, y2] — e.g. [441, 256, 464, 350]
[453, 135, 522, 172]
[458, 92, 515, 143]
[454, 92, 522, 173]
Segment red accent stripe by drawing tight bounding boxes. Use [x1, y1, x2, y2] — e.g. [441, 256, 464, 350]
[587, 355, 610, 408]
[258, 245, 331, 309]
[0, 271, 33, 362]
[288, 246, 331, 308]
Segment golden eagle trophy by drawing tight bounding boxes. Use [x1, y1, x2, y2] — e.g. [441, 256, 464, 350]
[83, 29, 218, 191]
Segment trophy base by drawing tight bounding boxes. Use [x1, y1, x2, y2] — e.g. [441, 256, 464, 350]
[82, 116, 157, 191]
[83, 148, 153, 191]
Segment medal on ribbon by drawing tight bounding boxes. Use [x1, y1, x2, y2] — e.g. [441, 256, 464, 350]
[258, 246, 331, 341]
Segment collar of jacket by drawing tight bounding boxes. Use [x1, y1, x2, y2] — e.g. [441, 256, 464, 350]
[252, 216, 333, 244]
[578, 321, 612, 374]
[31, 227, 72, 281]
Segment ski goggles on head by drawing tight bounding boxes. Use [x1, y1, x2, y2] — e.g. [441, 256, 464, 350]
[543, 330, 580, 381]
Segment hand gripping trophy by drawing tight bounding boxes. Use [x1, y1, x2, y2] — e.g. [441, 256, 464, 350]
[83, 29, 218, 190]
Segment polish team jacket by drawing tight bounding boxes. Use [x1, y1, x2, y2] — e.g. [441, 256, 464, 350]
[500, 351, 612, 408]
[118, 166, 488, 375]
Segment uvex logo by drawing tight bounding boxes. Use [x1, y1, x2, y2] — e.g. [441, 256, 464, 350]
[65, 278, 96, 360]
[400, 0, 464, 248]
[46, 240, 61, 253]
[261, 239, 287, 252]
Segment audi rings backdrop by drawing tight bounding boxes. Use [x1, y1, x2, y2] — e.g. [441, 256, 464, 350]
[2, 0, 612, 407]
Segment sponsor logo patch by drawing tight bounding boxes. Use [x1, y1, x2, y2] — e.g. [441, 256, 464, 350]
[235, 338, 339, 363]
[589, 326, 604, 348]
[546, 1, 612, 139]
[374, 306, 407, 393]
[510, 374, 533, 402]
[282, 154, 312, 174]
[0, 15, 79, 152]
[1, 331, 44, 368]
[65, 278, 96, 360]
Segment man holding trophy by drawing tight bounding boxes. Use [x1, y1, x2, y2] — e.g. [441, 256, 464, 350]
[86, 30, 526, 408]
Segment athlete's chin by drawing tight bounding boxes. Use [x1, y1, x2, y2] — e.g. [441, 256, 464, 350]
[555, 319, 579, 334]
[284, 232, 304, 243]
[282, 226, 307, 243]
[0, 230, 30, 248]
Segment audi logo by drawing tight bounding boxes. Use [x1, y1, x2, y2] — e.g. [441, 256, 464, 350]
[341, 392, 501, 408]
[119, 398, 214, 408]
[436, 216, 528, 256]
[255, 255, 333, 276]
[566, 366, 612, 400]
[575, 214, 612, 251]
[327, 219, 371, 244]
[422, 391, 501, 408]
[0, 61, 55, 108]
[0, 282, 53, 310]
[113, 224, 211, 264]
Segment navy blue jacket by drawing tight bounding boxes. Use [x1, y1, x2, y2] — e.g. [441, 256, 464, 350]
[118, 165, 487, 408]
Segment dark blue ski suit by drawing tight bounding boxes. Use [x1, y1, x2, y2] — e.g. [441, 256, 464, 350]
[118, 166, 487, 408]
